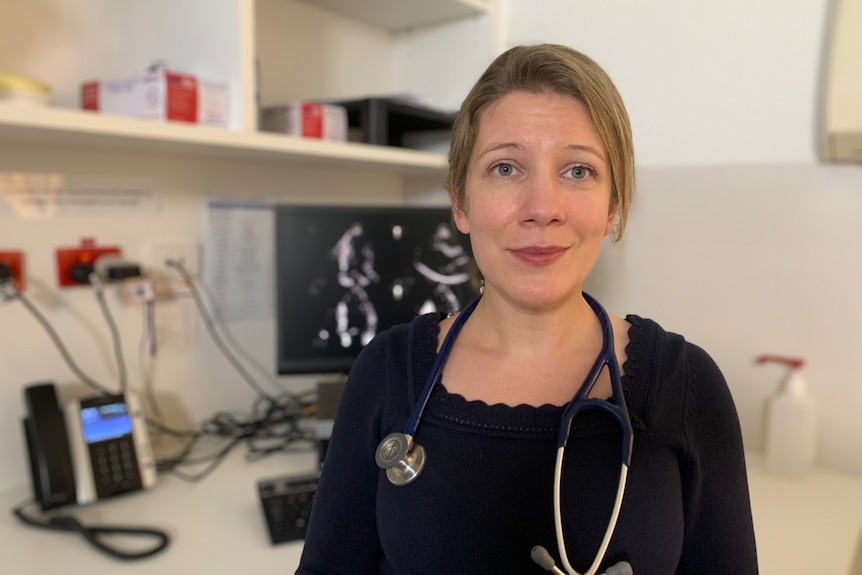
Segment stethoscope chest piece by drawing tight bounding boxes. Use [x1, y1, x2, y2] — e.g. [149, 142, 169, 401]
[375, 432, 426, 486]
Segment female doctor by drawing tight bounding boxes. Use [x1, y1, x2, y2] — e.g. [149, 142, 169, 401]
[295, 43, 758, 575]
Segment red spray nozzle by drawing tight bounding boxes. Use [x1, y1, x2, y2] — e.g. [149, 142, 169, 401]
[755, 355, 805, 370]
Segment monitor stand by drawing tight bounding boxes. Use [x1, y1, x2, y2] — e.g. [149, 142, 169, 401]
[314, 378, 347, 468]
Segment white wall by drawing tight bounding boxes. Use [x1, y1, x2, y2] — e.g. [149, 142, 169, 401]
[393, 11, 499, 111]
[502, 0, 831, 166]
[255, 0, 395, 105]
[502, 0, 862, 475]
[586, 163, 862, 475]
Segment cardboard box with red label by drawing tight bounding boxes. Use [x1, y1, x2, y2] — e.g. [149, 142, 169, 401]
[81, 70, 229, 127]
[259, 103, 347, 141]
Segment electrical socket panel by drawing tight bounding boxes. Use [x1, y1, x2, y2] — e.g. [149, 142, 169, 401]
[140, 242, 201, 350]
[56, 238, 121, 287]
[153, 297, 197, 350]
[142, 242, 200, 295]
[0, 250, 25, 291]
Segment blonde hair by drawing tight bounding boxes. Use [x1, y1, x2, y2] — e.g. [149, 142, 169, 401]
[447, 44, 634, 240]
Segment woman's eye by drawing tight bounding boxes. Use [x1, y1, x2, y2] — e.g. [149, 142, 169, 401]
[568, 166, 592, 180]
[492, 163, 515, 177]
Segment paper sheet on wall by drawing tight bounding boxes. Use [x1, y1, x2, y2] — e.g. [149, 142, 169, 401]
[203, 198, 275, 322]
[0, 172, 158, 219]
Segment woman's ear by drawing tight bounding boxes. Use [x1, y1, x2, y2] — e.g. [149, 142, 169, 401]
[450, 191, 470, 234]
[604, 203, 618, 237]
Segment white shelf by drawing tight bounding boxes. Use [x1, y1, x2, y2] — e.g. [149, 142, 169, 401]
[0, 103, 449, 177]
[298, 0, 490, 31]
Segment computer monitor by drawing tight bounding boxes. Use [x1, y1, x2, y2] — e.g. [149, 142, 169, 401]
[274, 204, 480, 375]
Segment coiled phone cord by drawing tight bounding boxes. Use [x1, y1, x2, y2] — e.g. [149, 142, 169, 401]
[12, 499, 170, 560]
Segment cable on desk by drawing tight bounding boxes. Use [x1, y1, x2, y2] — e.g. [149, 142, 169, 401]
[4, 270, 319, 483]
[12, 499, 170, 561]
[157, 436, 244, 482]
[151, 389, 317, 481]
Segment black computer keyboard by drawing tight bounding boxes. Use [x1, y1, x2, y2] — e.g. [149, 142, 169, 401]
[257, 473, 319, 545]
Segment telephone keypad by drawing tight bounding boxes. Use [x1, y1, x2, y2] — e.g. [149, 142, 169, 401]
[89, 437, 143, 498]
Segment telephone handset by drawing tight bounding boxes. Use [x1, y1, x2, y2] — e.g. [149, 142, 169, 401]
[22, 382, 157, 511]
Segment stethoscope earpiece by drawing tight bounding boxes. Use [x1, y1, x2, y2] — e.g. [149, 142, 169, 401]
[532, 545, 633, 575]
[603, 561, 633, 575]
[375, 432, 426, 486]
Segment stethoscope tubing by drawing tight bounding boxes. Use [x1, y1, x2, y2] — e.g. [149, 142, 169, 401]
[552, 293, 633, 574]
[401, 295, 481, 438]
[558, 294, 633, 463]
[382, 292, 634, 574]
[554, 447, 629, 575]
[553, 383, 632, 573]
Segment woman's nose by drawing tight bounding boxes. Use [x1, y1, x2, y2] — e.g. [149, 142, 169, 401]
[519, 170, 566, 226]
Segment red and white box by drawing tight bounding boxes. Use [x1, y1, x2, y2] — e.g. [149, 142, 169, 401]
[81, 70, 229, 127]
[259, 102, 347, 141]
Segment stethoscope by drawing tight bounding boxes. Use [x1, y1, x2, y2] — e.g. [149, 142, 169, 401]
[375, 293, 634, 575]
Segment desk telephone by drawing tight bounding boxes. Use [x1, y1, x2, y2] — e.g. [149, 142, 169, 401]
[22, 382, 157, 510]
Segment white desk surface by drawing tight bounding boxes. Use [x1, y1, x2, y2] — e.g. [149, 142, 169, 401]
[0, 448, 316, 574]
[2, 450, 861, 574]
[745, 453, 862, 575]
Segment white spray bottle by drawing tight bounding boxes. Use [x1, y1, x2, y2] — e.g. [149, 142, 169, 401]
[756, 355, 818, 477]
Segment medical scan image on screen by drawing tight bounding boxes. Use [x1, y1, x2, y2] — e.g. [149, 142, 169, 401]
[275, 205, 479, 375]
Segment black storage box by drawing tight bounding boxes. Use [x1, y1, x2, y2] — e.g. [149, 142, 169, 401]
[331, 98, 456, 149]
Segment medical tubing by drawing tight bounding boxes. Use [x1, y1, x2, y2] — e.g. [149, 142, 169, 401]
[554, 445, 629, 575]
[402, 295, 481, 437]
[558, 294, 633, 465]
[558, 365, 607, 447]
[606, 344, 633, 467]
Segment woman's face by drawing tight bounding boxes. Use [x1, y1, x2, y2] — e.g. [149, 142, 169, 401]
[452, 90, 616, 311]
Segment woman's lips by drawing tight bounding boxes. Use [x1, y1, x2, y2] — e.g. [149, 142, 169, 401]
[510, 246, 567, 266]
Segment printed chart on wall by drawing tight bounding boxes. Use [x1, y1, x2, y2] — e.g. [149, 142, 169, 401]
[203, 198, 275, 322]
[0, 172, 158, 218]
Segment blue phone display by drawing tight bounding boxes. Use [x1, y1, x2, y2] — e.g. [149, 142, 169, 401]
[80, 402, 133, 444]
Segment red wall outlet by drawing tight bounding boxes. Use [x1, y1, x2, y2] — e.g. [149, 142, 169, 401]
[56, 238, 121, 287]
[0, 250, 25, 291]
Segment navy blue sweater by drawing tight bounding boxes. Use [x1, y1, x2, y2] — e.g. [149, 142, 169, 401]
[296, 312, 758, 574]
